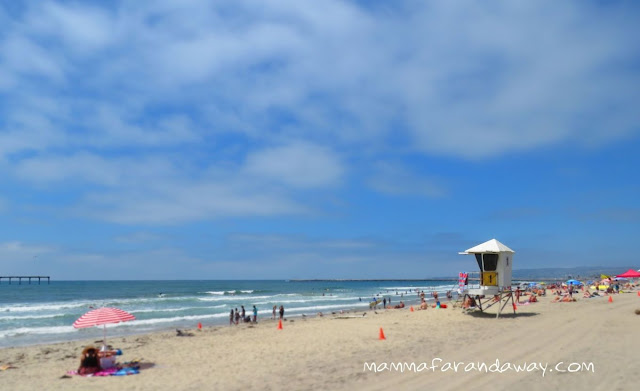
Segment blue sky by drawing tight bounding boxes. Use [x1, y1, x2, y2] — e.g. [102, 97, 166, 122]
[1, 1, 639, 280]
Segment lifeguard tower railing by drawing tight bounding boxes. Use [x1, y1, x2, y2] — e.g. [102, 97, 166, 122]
[465, 271, 482, 290]
[463, 271, 503, 290]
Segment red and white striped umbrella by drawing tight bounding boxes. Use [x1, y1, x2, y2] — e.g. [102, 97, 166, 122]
[73, 307, 135, 345]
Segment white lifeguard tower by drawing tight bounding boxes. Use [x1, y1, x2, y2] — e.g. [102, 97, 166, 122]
[459, 239, 516, 317]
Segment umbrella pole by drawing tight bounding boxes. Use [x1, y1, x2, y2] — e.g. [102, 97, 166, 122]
[103, 324, 106, 347]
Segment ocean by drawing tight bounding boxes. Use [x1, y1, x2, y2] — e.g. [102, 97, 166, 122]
[0, 280, 459, 348]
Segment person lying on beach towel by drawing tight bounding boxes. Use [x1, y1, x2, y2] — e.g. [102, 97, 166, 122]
[552, 294, 576, 303]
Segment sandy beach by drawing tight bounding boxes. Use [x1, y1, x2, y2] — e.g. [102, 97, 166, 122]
[1, 291, 639, 391]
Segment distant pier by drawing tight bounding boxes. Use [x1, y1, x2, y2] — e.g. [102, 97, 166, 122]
[0, 276, 50, 285]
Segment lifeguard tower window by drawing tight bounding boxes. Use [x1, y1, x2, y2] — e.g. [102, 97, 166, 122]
[475, 253, 498, 271]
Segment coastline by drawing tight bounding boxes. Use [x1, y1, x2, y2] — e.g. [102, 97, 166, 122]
[0, 279, 456, 349]
[1, 291, 639, 390]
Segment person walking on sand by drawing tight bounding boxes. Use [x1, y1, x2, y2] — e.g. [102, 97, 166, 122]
[272, 305, 277, 320]
[568, 283, 573, 299]
[253, 305, 258, 323]
[241, 305, 246, 321]
[383, 298, 387, 308]
[234, 308, 240, 325]
[279, 305, 284, 320]
[229, 309, 234, 326]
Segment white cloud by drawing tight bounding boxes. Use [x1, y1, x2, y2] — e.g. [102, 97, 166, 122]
[13, 153, 177, 186]
[78, 181, 307, 224]
[0, 241, 54, 265]
[1, 35, 67, 82]
[26, 2, 115, 52]
[244, 142, 343, 188]
[3, 1, 637, 158]
[367, 162, 446, 198]
[0, 0, 638, 224]
[114, 232, 166, 244]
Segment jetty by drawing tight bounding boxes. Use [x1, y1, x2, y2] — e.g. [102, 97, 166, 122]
[0, 276, 50, 285]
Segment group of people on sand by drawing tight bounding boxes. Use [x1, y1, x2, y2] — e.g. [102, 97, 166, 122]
[229, 305, 259, 325]
[271, 305, 285, 321]
[514, 287, 543, 304]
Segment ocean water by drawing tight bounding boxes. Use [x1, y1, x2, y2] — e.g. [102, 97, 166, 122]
[0, 280, 459, 348]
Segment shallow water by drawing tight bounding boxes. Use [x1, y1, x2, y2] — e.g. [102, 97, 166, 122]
[0, 280, 459, 347]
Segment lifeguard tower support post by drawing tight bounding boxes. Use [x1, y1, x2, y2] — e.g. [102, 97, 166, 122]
[459, 239, 516, 318]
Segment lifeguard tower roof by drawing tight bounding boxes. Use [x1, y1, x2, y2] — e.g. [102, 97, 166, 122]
[459, 239, 515, 254]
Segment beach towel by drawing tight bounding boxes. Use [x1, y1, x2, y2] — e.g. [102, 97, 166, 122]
[68, 368, 118, 377]
[114, 367, 140, 376]
[68, 364, 140, 377]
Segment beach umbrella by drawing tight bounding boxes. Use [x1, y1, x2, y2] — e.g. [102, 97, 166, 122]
[566, 279, 582, 286]
[73, 307, 135, 345]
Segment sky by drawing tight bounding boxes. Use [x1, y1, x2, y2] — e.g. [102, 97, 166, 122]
[0, 0, 639, 280]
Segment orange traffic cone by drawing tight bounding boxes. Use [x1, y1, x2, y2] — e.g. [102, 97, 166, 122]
[379, 327, 386, 340]
[197, 322, 202, 330]
[410, 306, 414, 312]
[608, 296, 613, 303]
[277, 319, 283, 330]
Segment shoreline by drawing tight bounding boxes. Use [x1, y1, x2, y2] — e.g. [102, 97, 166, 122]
[1, 291, 639, 390]
[0, 280, 454, 350]
[0, 292, 435, 350]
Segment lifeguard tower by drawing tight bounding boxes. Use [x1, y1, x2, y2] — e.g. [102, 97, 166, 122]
[459, 239, 516, 318]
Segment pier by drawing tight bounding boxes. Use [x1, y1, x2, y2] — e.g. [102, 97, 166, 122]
[0, 276, 50, 285]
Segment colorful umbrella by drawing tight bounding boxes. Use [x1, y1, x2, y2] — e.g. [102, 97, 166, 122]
[73, 307, 135, 345]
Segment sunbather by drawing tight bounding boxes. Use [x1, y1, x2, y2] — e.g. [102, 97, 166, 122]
[78, 346, 101, 375]
[462, 296, 477, 309]
[552, 294, 576, 302]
